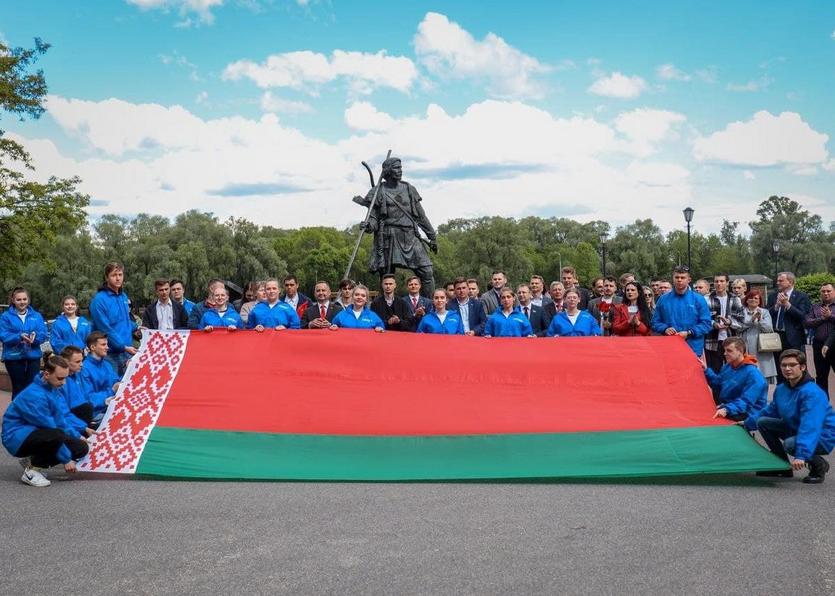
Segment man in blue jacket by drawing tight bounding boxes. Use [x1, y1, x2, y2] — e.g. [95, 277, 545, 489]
[89, 262, 137, 376]
[651, 265, 713, 356]
[2, 355, 88, 487]
[247, 278, 301, 331]
[80, 331, 121, 417]
[745, 349, 835, 484]
[702, 337, 767, 421]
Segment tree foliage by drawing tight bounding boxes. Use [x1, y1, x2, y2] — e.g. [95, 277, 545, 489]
[0, 39, 89, 282]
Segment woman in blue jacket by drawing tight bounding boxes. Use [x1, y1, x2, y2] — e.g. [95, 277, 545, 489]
[0, 287, 49, 399]
[330, 285, 385, 332]
[50, 295, 93, 355]
[199, 287, 243, 331]
[417, 290, 464, 335]
[484, 288, 533, 337]
[546, 289, 602, 337]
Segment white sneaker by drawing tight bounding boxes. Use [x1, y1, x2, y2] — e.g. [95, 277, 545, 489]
[21, 467, 51, 487]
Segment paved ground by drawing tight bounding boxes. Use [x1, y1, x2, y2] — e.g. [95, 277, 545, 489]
[1, 355, 834, 595]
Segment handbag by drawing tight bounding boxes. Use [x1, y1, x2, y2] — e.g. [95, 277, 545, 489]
[757, 332, 782, 353]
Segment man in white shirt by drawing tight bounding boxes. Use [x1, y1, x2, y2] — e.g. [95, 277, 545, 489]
[141, 279, 188, 330]
[529, 275, 553, 308]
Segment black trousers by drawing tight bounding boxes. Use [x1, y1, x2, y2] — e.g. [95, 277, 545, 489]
[5, 359, 40, 399]
[71, 403, 94, 427]
[16, 429, 88, 468]
[812, 341, 834, 399]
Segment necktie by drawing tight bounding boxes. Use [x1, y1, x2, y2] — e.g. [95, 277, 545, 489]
[524, 306, 529, 318]
[412, 297, 418, 310]
[320, 304, 326, 320]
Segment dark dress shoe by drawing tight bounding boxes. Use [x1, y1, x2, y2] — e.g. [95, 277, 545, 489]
[802, 457, 830, 484]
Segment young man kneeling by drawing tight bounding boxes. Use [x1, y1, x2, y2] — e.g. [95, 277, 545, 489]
[2, 355, 89, 487]
[745, 349, 835, 484]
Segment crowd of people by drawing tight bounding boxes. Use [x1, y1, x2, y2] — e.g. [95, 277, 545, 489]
[2, 261, 834, 487]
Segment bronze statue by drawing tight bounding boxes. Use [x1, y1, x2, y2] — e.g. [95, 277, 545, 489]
[351, 157, 437, 297]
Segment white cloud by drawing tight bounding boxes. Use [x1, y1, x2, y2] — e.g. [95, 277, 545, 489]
[127, 0, 222, 25]
[223, 50, 418, 95]
[413, 12, 551, 99]
[24, 94, 706, 231]
[743, 170, 755, 180]
[726, 76, 773, 92]
[614, 108, 686, 156]
[195, 91, 208, 104]
[344, 102, 395, 132]
[588, 72, 647, 99]
[693, 110, 829, 167]
[260, 91, 313, 114]
[656, 63, 690, 81]
[823, 159, 835, 172]
[695, 67, 718, 84]
[790, 165, 818, 176]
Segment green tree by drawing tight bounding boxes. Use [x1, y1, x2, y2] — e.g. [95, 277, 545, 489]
[749, 196, 833, 277]
[1, 39, 89, 283]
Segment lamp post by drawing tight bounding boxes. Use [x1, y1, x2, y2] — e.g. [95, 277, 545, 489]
[599, 231, 608, 275]
[772, 240, 780, 279]
[683, 207, 694, 272]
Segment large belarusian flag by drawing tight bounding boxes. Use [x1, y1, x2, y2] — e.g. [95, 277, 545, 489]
[78, 330, 786, 480]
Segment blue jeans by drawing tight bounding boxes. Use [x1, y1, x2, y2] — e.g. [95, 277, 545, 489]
[756, 417, 828, 460]
[104, 351, 131, 378]
[5, 359, 40, 399]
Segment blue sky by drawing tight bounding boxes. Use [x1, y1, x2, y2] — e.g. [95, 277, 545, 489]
[2, 0, 834, 233]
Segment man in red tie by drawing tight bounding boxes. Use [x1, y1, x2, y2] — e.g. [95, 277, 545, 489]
[301, 281, 343, 329]
[403, 276, 431, 322]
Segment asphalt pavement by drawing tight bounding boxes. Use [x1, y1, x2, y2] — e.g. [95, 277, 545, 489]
[2, 366, 834, 595]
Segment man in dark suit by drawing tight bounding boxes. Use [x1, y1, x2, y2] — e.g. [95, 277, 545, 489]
[403, 276, 433, 324]
[372, 275, 414, 332]
[301, 281, 343, 329]
[448, 277, 487, 336]
[767, 271, 812, 382]
[543, 282, 566, 321]
[560, 266, 591, 310]
[517, 284, 550, 337]
[141, 279, 188, 330]
[587, 276, 622, 336]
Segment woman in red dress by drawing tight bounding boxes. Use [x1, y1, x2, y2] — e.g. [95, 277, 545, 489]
[612, 281, 653, 336]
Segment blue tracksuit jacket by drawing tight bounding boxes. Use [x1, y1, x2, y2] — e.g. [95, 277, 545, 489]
[416, 311, 464, 334]
[704, 360, 768, 417]
[0, 307, 48, 361]
[651, 288, 713, 355]
[60, 374, 90, 435]
[246, 301, 301, 330]
[2, 377, 78, 462]
[199, 308, 244, 329]
[50, 314, 93, 355]
[89, 286, 136, 353]
[331, 308, 385, 330]
[744, 375, 835, 460]
[79, 355, 120, 413]
[484, 308, 533, 337]
[546, 311, 602, 337]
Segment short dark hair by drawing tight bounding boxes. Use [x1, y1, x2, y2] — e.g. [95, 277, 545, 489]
[453, 277, 468, 287]
[722, 336, 746, 354]
[86, 330, 108, 349]
[9, 286, 29, 302]
[672, 265, 691, 274]
[169, 278, 185, 288]
[444, 281, 454, 289]
[714, 273, 729, 282]
[406, 275, 421, 285]
[381, 273, 396, 281]
[59, 345, 84, 359]
[603, 275, 617, 284]
[779, 349, 806, 365]
[338, 278, 355, 290]
[283, 275, 297, 284]
[466, 278, 478, 285]
[492, 270, 506, 277]
[154, 279, 170, 289]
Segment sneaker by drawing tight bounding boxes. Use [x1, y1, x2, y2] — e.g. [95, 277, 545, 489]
[755, 469, 794, 478]
[21, 467, 51, 487]
[803, 457, 830, 485]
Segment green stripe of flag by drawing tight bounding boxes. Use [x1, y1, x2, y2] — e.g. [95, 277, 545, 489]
[136, 425, 787, 481]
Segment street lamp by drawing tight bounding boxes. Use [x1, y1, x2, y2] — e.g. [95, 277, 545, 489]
[772, 240, 780, 279]
[683, 207, 694, 272]
[599, 231, 608, 275]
